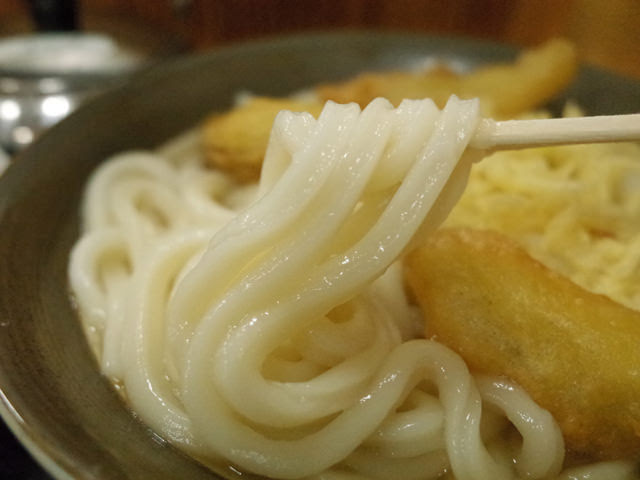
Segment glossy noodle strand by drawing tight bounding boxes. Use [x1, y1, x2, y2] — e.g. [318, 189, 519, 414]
[70, 97, 574, 479]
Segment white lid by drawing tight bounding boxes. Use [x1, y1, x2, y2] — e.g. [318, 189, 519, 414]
[0, 33, 143, 74]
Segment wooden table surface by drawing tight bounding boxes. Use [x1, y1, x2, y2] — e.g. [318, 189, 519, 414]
[0, 0, 639, 79]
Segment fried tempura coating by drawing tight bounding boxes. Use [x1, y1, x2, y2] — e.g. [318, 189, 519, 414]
[202, 97, 323, 182]
[316, 67, 459, 113]
[202, 39, 576, 181]
[404, 228, 640, 460]
[316, 38, 577, 118]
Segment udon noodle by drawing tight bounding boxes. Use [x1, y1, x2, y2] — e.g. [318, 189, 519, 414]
[68, 97, 634, 479]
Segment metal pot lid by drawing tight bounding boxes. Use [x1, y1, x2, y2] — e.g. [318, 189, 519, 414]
[0, 32, 145, 77]
[0, 32, 151, 154]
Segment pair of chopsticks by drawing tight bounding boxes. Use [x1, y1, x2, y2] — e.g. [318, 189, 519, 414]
[470, 114, 640, 150]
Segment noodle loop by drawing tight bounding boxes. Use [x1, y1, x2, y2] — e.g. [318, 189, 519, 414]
[70, 97, 568, 479]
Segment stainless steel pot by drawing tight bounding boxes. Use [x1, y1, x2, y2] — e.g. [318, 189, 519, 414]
[0, 32, 146, 153]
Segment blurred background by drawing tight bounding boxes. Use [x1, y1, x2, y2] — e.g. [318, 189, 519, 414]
[1, 0, 638, 77]
[0, 0, 638, 477]
[0, 0, 637, 156]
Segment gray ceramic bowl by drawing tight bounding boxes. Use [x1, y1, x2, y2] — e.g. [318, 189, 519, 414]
[0, 32, 639, 480]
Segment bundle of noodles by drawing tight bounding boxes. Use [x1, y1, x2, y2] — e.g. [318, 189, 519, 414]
[69, 97, 575, 480]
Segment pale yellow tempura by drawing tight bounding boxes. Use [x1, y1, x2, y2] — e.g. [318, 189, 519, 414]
[447, 114, 640, 311]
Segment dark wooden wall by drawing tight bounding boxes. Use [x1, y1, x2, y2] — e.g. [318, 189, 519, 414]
[0, 0, 638, 78]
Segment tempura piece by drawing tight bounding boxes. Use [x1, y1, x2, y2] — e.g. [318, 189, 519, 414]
[457, 38, 577, 118]
[202, 39, 576, 182]
[316, 38, 577, 118]
[316, 67, 459, 113]
[404, 228, 640, 460]
[202, 97, 322, 182]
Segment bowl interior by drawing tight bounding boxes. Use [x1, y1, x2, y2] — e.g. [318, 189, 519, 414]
[0, 32, 639, 480]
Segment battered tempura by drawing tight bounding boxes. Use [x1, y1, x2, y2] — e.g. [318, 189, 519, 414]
[201, 38, 576, 182]
[405, 228, 640, 460]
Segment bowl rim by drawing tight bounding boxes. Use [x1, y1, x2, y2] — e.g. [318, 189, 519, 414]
[0, 30, 638, 480]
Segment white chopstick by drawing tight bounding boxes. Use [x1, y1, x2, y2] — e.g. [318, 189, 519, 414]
[470, 113, 640, 150]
